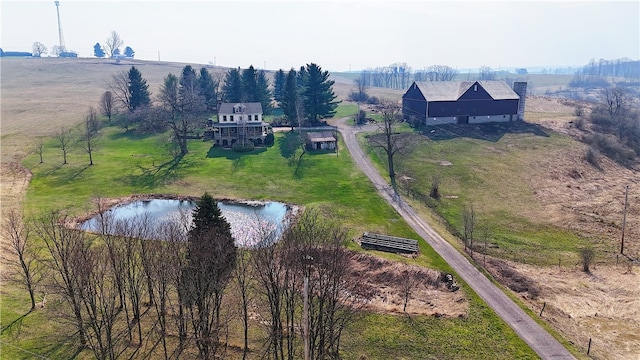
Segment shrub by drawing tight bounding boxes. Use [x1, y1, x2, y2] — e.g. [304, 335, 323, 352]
[584, 146, 600, 167]
[588, 133, 636, 165]
[232, 141, 255, 152]
[355, 109, 367, 125]
[580, 247, 595, 273]
[264, 133, 274, 146]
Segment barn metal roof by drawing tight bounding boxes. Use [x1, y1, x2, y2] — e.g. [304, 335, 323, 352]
[413, 81, 519, 101]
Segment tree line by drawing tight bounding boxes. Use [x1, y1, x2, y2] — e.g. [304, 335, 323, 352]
[5, 196, 369, 360]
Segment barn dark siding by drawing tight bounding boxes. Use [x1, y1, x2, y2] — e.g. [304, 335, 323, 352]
[427, 99, 519, 117]
[402, 84, 426, 123]
[458, 83, 493, 100]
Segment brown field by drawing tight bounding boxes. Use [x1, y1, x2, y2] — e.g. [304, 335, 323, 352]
[1, 58, 639, 359]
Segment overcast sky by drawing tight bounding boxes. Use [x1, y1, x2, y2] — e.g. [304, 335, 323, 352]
[1, 0, 638, 72]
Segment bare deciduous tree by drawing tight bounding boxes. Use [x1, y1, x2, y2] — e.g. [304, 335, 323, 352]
[580, 247, 595, 273]
[55, 127, 73, 164]
[82, 106, 101, 165]
[34, 137, 45, 164]
[104, 30, 124, 58]
[5, 210, 43, 311]
[32, 42, 47, 57]
[100, 90, 116, 123]
[35, 211, 90, 347]
[601, 86, 629, 140]
[400, 267, 419, 312]
[479, 65, 495, 80]
[109, 71, 132, 113]
[462, 204, 475, 252]
[369, 100, 420, 188]
[426, 65, 458, 81]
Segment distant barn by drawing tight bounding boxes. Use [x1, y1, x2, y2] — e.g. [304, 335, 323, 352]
[402, 80, 527, 126]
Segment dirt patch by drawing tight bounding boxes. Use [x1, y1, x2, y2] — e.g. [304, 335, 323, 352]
[502, 260, 640, 360]
[349, 253, 468, 317]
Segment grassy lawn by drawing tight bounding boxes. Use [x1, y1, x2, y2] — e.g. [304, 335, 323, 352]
[1, 115, 542, 359]
[362, 122, 593, 266]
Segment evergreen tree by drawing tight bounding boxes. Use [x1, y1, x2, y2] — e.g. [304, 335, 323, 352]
[302, 63, 340, 123]
[179, 65, 199, 99]
[273, 69, 286, 103]
[281, 68, 300, 126]
[184, 192, 236, 358]
[93, 43, 105, 58]
[189, 192, 231, 237]
[241, 65, 258, 102]
[198, 67, 219, 112]
[222, 68, 242, 103]
[124, 46, 135, 58]
[127, 66, 150, 111]
[256, 70, 273, 115]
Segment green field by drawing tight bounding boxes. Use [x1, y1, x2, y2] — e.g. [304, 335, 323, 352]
[1, 115, 542, 359]
[363, 122, 595, 266]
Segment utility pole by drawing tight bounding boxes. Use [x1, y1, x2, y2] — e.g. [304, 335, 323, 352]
[303, 275, 309, 360]
[621, 184, 629, 254]
[54, 1, 66, 53]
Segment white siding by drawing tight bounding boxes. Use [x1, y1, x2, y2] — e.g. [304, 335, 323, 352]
[469, 114, 513, 124]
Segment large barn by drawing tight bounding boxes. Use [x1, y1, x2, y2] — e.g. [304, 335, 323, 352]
[402, 80, 527, 126]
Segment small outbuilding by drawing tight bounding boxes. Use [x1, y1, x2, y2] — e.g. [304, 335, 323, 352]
[402, 80, 527, 126]
[306, 131, 337, 151]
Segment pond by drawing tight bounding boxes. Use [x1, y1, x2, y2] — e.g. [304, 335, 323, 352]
[80, 199, 291, 247]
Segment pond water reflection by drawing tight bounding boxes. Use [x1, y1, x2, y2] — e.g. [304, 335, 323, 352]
[80, 199, 289, 247]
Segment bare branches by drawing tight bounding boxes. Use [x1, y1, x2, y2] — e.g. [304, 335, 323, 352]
[104, 31, 124, 58]
[4, 210, 43, 311]
[54, 127, 72, 164]
[369, 101, 420, 187]
[100, 91, 116, 123]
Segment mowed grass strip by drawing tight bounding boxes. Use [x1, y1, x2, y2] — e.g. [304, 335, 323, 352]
[10, 119, 539, 359]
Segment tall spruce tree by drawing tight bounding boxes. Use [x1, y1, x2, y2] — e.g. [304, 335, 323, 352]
[127, 66, 150, 111]
[281, 68, 300, 126]
[185, 192, 236, 358]
[302, 63, 340, 124]
[198, 67, 218, 112]
[241, 65, 258, 102]
[222, 68, 243, 103]
[273, 69, 286, 103]
[256, 70, 273, 115]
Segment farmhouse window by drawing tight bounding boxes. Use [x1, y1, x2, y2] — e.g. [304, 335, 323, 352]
[230, 115, 234, 121]
[223, 115, 227, 121]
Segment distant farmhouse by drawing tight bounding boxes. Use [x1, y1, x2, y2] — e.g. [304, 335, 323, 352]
[402, 80, 527, 126]
[212, 102, 270, 147]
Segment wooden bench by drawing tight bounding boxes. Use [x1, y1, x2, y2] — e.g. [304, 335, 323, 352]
[361, 232, 419, 254]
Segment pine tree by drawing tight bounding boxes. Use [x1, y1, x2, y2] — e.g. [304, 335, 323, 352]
[281, 68, 300, 126]
[189, 192, 231, 238]
[222, 68, 242, 103]
[127, 66, 150, 111]
[198, 67, 218, 112]
[241, 65, 258, 102]
[302, 63, 340, 123]
[273, 69, 286, 103]
[124, 46, 135, 58]
[93, 43, 105, 58]
[256, 70, 273, 115]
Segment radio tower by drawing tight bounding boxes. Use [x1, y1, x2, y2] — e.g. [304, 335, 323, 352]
[54, 1, 66, 53]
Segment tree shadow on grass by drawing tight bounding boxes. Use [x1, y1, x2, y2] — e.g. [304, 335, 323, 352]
[108, 129, 160, 142]
[206, 145, 266, 159]
[422, 121, 550, 142]
[0, 311, 29, 336]
[121, 155, 186, 189]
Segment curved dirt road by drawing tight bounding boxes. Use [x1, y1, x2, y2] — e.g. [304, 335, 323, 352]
[335, 118, 575, 360]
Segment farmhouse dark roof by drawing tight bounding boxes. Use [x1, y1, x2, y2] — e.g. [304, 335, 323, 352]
[412, 81, 519, 101]
[218, 102, 263, 114]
